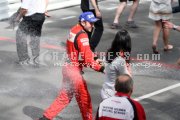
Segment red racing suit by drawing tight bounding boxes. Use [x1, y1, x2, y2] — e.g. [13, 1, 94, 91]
[43, 24, 104, 120]
[96, 92, 146, 120]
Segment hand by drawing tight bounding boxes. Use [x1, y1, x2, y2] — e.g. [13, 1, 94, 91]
[99, 65, 105, 74]
[45, 11, 51, 17]
[14, 14, 22, 22]
[162, 21, 174, 29]
[95, 10, 102, 18]
[96, 59, 103, 65]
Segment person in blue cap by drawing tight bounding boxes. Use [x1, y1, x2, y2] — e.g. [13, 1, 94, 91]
[38, 11, 104, 120]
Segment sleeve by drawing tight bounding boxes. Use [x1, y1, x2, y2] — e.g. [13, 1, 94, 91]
[21, 0, 31, 9]
[77, 33, 104, 72]
[133, 100, 146, 120]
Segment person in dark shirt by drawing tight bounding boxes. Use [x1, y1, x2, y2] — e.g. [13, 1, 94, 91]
[81, 0, 104, 52]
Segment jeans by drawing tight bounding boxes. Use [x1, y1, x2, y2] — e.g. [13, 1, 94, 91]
[16, 13, 45, 61]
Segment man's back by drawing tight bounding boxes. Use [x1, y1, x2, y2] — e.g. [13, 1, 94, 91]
[97, 96, 134, 120]
[96, 92, 146, 120]
[97, 74, 146, 120]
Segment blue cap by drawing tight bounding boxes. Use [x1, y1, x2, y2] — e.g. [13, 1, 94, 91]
[79, 12, 99, 23]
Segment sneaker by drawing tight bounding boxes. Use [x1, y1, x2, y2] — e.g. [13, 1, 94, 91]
[16, 59, 30, 66]
[110, 23, 123, 29]
[38, 116, 50, 120]
[29, 57, 47, 67]
[125, 21, 138, 28]
[28, 59, 40, 67]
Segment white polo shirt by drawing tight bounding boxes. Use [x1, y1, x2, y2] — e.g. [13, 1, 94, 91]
[98, 96, 134, 120]
[21, 0, 47, 16]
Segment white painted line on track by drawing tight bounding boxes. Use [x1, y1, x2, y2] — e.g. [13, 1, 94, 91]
[105, 0, 149, 11]
[44, 20, 53, 24]
[106, 2, 132, 10]
[6, 27, 18, 31]
[106, 6, 117, 10]
[61, 16, 76, 20]
[134, 83, 180, 101]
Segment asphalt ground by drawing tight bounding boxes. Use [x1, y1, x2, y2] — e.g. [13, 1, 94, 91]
[0, 0, 180, 120]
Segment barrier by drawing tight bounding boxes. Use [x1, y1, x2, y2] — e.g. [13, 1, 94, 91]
[0, 0, 9, 20]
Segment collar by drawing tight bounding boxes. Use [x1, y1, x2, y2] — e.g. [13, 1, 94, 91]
[77, 23, 83, 28]
[115, 92, 130, 98]
[78, 23, 88, 33]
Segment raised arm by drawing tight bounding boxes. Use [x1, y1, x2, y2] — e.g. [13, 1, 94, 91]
[90, 0, 101, 18]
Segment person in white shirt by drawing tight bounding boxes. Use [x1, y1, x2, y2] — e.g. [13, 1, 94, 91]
[16, 0, 49, 66]
[101, 29, 132, 100]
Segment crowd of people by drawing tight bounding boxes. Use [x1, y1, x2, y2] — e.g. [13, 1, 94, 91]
[12, 0, 180, 120]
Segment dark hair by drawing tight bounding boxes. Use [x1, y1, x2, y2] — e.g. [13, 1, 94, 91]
[106, 29, 131, 63]
[115, 74, 133, 93]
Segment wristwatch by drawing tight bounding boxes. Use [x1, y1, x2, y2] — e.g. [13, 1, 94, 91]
[173, 25, 178, 30]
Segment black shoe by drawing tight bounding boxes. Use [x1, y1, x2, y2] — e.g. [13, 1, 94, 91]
[39, 116, 50, 120]
[125, 21, 138, 28]
[30, 60, 40, 67]
[110, 23, 123, 29]
[152, 45, 159, 54]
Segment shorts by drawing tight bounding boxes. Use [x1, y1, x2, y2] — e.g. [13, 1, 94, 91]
[120, 0, 135, 2]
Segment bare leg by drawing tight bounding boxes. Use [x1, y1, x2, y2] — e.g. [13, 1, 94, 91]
[113, 2, 127, 24]
[152, 20, 162, 54]
[127, 0, 139, 21]
[153, 21, 162, 46]
[162, 20, 173, 50]
[177, 58, 180, 65]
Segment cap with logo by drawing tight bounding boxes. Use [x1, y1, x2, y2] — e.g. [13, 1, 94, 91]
[79, 12, 99, 23]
